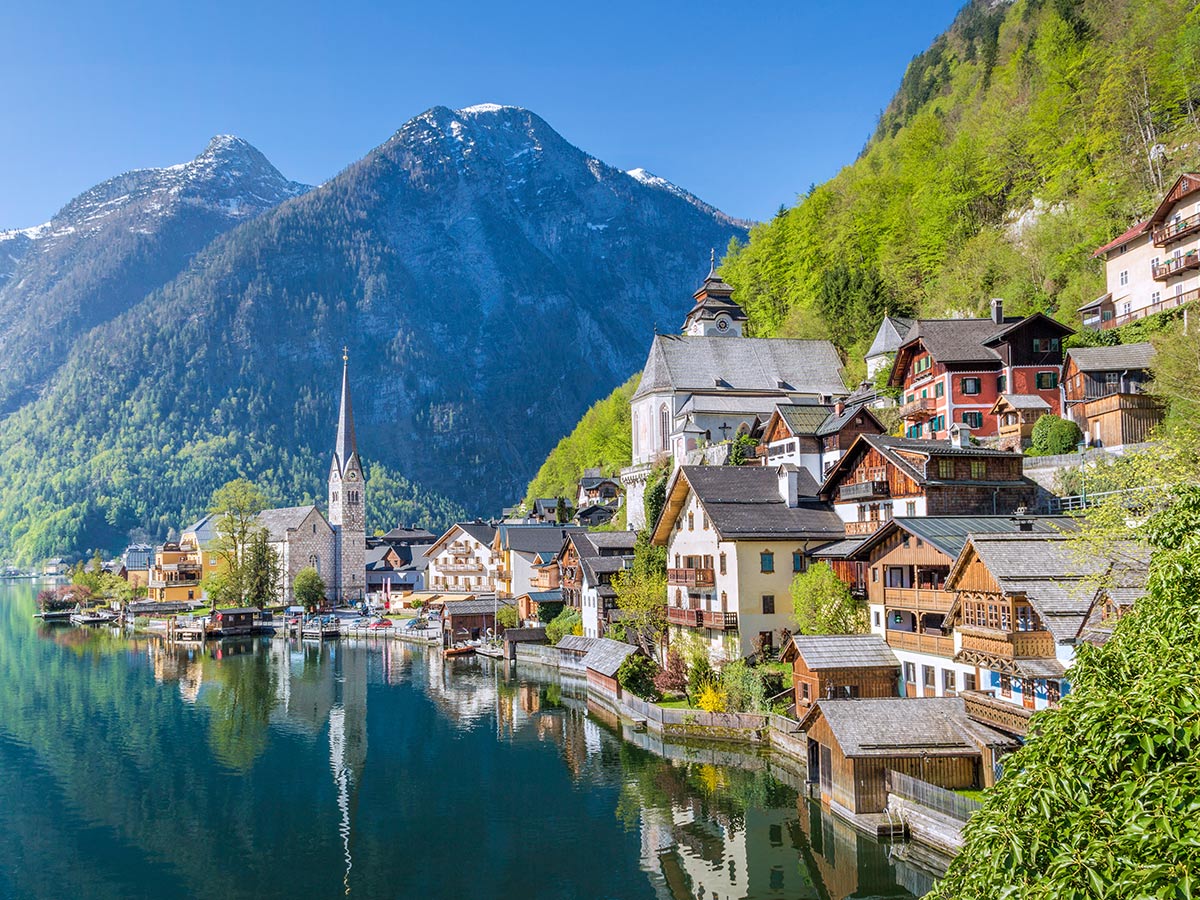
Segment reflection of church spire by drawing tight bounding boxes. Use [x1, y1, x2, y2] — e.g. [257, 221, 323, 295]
[329, 645, 368, 895]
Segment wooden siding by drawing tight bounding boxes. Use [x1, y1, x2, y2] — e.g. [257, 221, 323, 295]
[864, 530, 955, 606]
[792, 661, 899, 709]
[831, 447, 922, 499]
[1081, 392, 1164, 446]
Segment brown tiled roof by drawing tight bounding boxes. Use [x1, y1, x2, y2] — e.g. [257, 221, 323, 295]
[1092, 220, 1150, 257]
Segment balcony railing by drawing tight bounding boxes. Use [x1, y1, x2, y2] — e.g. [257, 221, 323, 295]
[1152, 210, 1200, 245]
[439, 562, 486, 573]
[845, 520, 884, 536]
[1098, 286, 1200, 329]
[666, 606, 702, 627]
[1151, 249, 1199, 280]
[667, 567, 715, 588]
[882, 587, 954, 614]
[898, 397, 938, 420]
[839, 479, 890, 502]
[885, 629, 955, 657]
[958, 625, 1056, 659]
[702, 610, 739, 630]
[961, 689, 1034, 737]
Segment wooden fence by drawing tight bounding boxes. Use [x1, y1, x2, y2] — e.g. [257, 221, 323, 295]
[886, 769, 982, 822]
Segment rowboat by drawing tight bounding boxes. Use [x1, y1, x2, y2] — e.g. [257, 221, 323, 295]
[442, 644, 474, 657]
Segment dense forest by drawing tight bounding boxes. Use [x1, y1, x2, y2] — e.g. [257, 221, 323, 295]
[526, 0, 1200, 498]
[723, 0, 1200, 379]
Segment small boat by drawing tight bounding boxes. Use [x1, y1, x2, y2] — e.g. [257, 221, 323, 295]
[302, 617, 341, 640]
[442, 644, 474, 657]
[70, 610, 117, 626]
[475, 644, 504, 659]
[35, 609, 74, 621]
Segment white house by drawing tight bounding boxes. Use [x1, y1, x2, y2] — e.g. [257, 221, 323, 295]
[426, 522, 498, 594]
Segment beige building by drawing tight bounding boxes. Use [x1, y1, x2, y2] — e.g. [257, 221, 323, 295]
[426, 522, 498, 593]
[651, 465, 846, 662]
[1083, 172, 1200, 329]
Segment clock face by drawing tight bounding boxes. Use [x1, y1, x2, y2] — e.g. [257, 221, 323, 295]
[347, 470, 357, 481]
[716, 317, 729, 332]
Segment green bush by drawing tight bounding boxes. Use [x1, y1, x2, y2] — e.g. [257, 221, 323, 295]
[496, 606, 518, 629]
[545, 607, 581, 645]
[720, 660, 767, 713]
[293, 566, 326, 612]
[686, 656, 715, 706]
[616, 653, 660, 701]
[1029, 414, 1083, 456]
[536, 602, 562, 624]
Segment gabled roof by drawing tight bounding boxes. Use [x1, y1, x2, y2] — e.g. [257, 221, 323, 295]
[1092, 220, 1150, 257]
[896, 317, 1010, 370]
[581, 638, 639, 678]
[865, 315, 915, 360]
[381, 526, 437, 544]
[653, 465, 844, 544]
[782, 634, 899, 670]
[816, 402, 885, 437]
[982, 312, 1074, 345]
[773, 403, 833, 437]
[1147, 172, 1200, 227]
[557, 634, 600, 654]
[258, 505, 325, 542]
[820, 434, 1024, 495]
[799, 697, 1017, 756]
[183, 513, 219, 547]
[496, 524, 583, 555]
[442, 597, 514, 617]
[849, 515, 1078, 562]
[633, 334, 846, 401]
[1065, 342, 1156, 373]
[990, 393, 1052, 414]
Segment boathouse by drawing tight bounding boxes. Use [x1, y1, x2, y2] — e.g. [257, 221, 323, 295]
[582, 638, 639, 699]
[781, 634, 900, 710]
[799, 697, 1016, 816]
[212, 607, 258, 636]
[441, 596, 512, 646]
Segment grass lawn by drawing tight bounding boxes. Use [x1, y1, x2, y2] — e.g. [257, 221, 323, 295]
[956, 789, 987, 802]
[658, 698, 694, 710]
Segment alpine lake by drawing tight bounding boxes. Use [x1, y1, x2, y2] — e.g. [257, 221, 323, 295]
[0, 581, 942, 899]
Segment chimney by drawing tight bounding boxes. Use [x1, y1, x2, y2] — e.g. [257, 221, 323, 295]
[1012, 507, 1033, 532]
[949, 423, 971, 449]
[777, 465, 800, 508]
[834, 400, 845, 417]
[990, 298, 1004, 325]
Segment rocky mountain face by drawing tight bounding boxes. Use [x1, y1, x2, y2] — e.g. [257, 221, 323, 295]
[0, 136, 308, 412]
[0, 105, 746, 560]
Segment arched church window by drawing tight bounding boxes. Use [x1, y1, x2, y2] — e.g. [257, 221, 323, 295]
[660, 405, 669, 451]
[309, 553, 319, 571]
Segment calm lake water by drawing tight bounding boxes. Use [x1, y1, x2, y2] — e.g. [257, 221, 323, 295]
[0, 581, 937, 899]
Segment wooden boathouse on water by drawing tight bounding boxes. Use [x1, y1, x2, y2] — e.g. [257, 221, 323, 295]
[799, 697, 1017, 816]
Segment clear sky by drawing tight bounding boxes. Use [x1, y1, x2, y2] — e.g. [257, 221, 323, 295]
[0, 0, 964, 227]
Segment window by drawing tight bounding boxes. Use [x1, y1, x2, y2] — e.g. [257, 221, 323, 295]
[938, 459, 954, 478]
[702, 513, 709, 530]
[760, 551, 774, 574]
[962, 411, 983, 428]
[963, 672, 977, 692]
[659, 404, 669, 451]
[915, 355, 932, 374]
[1000, 674, 1012, 697]
[961, 377, 981, 395]
[1032, 337, 1060, 353]
[801, 682, 810, 700]
[1151, 290, 1161, 305]
[871, 566, 879, 583]
[935, 381, 944, 398]
[906, 501, 917, 516]
[1047, 680, 1061, 704]
[762, 594, 775, 614]
[1119, 270, 1129, 286]
[1036, 371, 1059, 390]
[996, 374, 1007, 392]
[907, 394, 915, 404]
[943, 669, 956, 693]
[970, 461, 986, 479]
[687, 512, 694, 531]
[312, 523, 317, 534]
[922, 665, 936, 689]
[719, 553, 726, 575]
[904, 662, 916, 683]
[873, 610, 881, 627]
[674, 553, 681, 567]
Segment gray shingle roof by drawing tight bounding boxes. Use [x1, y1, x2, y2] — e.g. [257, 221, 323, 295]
[580, 531, 637, 552]
[183, 513, 219, 547]
[503, 627, 548, 643]
[852, 515, 1078, 562]
[806, 697, 1017, 756]
[810, 538, 867, 559]
[823, 434, 1025, 492]
[498, 524, 582, 554]
[581, 638, 639, 678]
[679, 466, 845, 540]
[816, 401, 882, 437]
[785, 635, 899, 670]
[1066, 342, 1156, 373]
[902, 318, 1010, 366]
[258, 506, 323, 542]
[442, 597, 514, 616]
[381, 526, 437, 543]
[557, 634, 599, 654]
[865, 315, 915, 360]
[995, 393, 1052, 411]
[458, 522, 497, 546]
[633, 334, 846, 401]
[776, 403, 833, 436]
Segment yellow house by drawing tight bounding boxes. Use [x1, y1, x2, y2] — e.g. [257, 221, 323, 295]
[651, 465, 847, 662]
[147, 514, 225, 603]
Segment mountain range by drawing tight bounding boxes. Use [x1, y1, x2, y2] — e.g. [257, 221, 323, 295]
[0, 104, 746, 561]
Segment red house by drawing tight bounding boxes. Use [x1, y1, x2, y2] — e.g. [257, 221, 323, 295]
[888, 300, 1073, 440]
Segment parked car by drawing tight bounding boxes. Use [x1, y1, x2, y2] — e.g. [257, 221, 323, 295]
[369, 619, 393, 630]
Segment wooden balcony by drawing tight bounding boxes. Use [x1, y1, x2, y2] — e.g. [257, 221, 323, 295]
[845, 520, 884, 536]
[440, 562, 486, 574]
[884, 629, 955, 657]
[666, 606, 702, 627]
[701, 610, 738, 630]
[667, 567, 715, 588]
[1151, 249, 1199, 280]
[958, 626, 1056, 660]
[1152, 210, 1200, 245]
[962, 690, 1034, 737]
[899, 396, 938, 420]
[839, 479, 890, 502]
[883, 587, 954, 614]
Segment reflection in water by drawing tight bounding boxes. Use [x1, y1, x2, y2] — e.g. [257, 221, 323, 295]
[0, 582, 935, 899]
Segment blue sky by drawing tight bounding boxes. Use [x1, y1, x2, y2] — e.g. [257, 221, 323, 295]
[0, 0, 963, 227]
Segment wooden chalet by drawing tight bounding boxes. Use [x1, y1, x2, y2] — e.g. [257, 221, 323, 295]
[440, 596, 512, 647]
[211, 607, 259, 636]
[515, 590, 563, 624]
[990, 393, 1051, 452]
[819, 432, 1041, 537]
[781, 634, 899, 710]
[1062, 343, 1163, 447]
[800, 698, 1016, 816]
[757, 400, 885, 483]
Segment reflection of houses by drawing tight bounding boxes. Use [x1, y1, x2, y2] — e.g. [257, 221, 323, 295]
[1062, 344, 1162, 447]
[622, 263, 846, 528]
[653, 465, 845, 661]
[819, 431, 1039, 536]
[782, 635, 899, 710]
[757, 400, 885, 482]
[801, 698, 1016, 816]
[945, 532, 1145, 735]
[426, 522, 498, 593]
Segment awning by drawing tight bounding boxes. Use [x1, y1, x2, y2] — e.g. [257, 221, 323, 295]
[1077, 293, 1111, 312]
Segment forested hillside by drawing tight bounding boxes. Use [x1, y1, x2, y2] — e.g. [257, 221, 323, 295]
[722, 0, 1200, 377]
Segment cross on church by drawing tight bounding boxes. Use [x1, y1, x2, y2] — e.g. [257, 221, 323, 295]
[719, 422, 732, 441]
[342, 345, 349, 363]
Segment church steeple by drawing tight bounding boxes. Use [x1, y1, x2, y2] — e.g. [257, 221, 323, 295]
[682, 249, 747, 337]
[333, 347, 358, 476]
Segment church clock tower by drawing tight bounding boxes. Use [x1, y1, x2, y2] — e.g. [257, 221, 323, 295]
[682, 250, 747, 337]
[329, 349, 366, 603]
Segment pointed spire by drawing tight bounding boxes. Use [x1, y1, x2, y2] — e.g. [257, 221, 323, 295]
[709, 247, 716, 276]
[334, 349, 357, 474]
